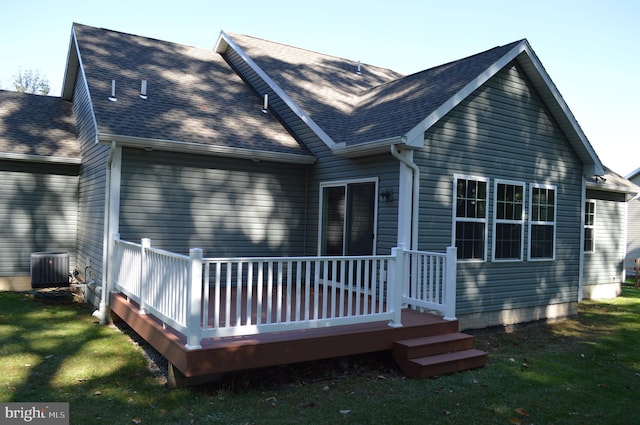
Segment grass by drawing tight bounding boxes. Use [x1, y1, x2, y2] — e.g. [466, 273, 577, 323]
[1, 287, 639, 425]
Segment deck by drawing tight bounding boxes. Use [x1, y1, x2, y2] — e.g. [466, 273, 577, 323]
[108, 238, 485, 386]
[110, 292, 485, 387]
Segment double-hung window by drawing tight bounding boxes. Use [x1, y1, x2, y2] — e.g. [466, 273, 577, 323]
[529, 184, 556, 260]
[493, 180, 525, 261]
[584, 200, 596, 253]
[453, 175, 488, 261]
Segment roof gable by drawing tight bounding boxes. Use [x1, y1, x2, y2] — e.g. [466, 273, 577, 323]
[344, 41, 523, 147]
[64, 24, 314, 163]
[216, 32, 404, 149]
[0, 90, 79, 164]
[219, 34, 603, 175]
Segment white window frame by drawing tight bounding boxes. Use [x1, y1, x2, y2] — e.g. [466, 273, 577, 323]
[528, 183, 557, 261]
[492, 179, 526, 262]
[584, 199, 596, 254]
[317, 177, 379, 256]
[452, 174, 489, 262]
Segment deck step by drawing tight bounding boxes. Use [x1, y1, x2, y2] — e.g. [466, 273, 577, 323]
[403, 349, 487, 378]
[392, 333, 487, 378]
[394, 332, 475, 359]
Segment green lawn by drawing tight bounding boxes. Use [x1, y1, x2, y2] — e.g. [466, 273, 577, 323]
[1, 287, 638, 424]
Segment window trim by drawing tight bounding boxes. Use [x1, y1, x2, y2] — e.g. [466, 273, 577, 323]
[584, 199, 596, 254]
[492, 179, 526, 262]
[452, 174, 489, 262]
[317, 177, 379, 256]
[527, 183, 557, 261]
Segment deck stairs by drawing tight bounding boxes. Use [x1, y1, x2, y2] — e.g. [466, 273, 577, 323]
[392, 329, 487, 378]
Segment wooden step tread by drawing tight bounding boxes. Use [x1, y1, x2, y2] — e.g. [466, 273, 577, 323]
[399, 349, 487, 378]
[410, 349, 487, 367]
[395, 332, 473, 348]
[393, 332, 475, 360]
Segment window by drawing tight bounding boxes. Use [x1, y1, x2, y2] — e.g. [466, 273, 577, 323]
[319, 180, 377, 256]
[493, 180, 525, 261]
[584, 200, 596, 253]
[529, 184, 556, 260]
[453, 176, 488, 261]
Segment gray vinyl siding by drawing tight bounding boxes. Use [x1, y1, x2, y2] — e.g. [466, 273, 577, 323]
[223, 49, 401, 256]
[583, 189, 626, 284]
[416, 62, 584, 316]
[119, 148, 308, 257]
[0, 161, 78, 276]
[627, 174, 640, 270]
[72, 69, 109, 294]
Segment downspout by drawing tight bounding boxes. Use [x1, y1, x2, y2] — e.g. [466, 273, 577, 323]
[577, 176, 586, 302]
[390, 144, 420, 250]
[93, 141, 118, 324]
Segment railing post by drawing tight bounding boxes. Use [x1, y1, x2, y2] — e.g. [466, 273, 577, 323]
[185, 248, 203, 350]
[443, 246, 457, 321]
[139, 238, 151, 315]
[388, 244, 406, 328]
[109, 232, 120, 292]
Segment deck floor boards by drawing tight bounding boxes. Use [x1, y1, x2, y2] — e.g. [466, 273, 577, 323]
[109, 291, 458, 379]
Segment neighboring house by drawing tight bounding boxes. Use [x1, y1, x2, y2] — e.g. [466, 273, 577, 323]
[0, 91, 80, 291]
[2, 22, 620, 331]
[626, 167, 640, 277]
[583, 168, 640, 299]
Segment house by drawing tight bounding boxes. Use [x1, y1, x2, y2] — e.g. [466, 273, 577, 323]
[625, 167, 640, 278]
[0, 22, 625, 381]
[0, 91, 79, 291]
[583, 168, 640, 299]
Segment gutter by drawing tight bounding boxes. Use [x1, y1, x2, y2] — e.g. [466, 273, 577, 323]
[390, 144, 420, 250]
[98, 133, 317, 165]
[0, 152, 81, 165]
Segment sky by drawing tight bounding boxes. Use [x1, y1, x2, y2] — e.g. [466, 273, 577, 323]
[1, 0, 637, 176]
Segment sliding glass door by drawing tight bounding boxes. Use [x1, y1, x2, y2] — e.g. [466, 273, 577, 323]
[320, 181, 376, 256]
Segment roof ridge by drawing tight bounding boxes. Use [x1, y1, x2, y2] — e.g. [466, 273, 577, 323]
[226, 32, 404, 77]
[73, 22, 201, 50]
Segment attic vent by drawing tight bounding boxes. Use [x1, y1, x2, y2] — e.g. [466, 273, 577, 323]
[108, 80, 117, 102]
[356, 61, 362, 75]
[262, 94, 269, 113]
[140, 80, 148, 99]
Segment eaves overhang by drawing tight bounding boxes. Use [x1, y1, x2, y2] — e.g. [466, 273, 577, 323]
[587, 180, 633, 192]
[0, 151, 81, 165]
[332, 136, 408, 158]
[98, 133, 317, 165]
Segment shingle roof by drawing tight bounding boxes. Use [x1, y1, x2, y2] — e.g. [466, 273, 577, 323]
[227, 34, 521, 146]
[0, 90, 79, 161]
[587, 166, 640, 196]
[344, 41, 523, 146]
[71, 24, 313, 160]
[227, 33, 404, 145]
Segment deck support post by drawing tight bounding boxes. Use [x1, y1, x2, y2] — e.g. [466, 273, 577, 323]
[185, 248, 203, 350]
[139, 238, 151, 315]
[443, 246, 457, 321]
[388, 245, 406, 328]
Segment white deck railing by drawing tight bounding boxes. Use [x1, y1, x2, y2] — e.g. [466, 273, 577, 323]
[110, 236, 457, 349]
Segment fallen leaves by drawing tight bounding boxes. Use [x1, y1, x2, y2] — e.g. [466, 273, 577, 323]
[508, 407, 530, 424]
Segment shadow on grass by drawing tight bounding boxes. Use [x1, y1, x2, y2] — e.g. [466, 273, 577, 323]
[1, 287, 640, 425]
[0, 291, 174, 423]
